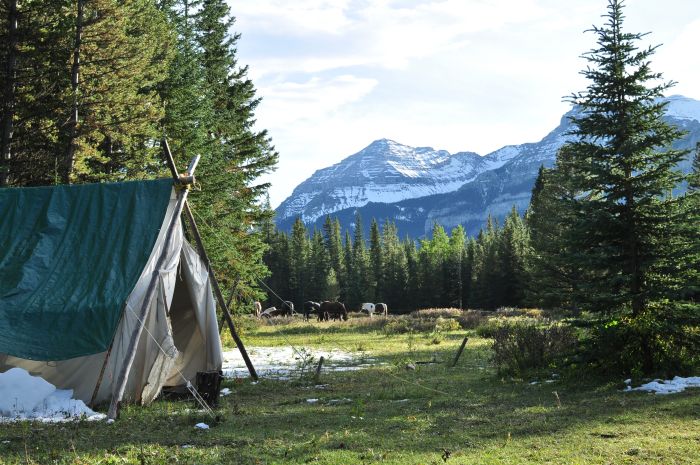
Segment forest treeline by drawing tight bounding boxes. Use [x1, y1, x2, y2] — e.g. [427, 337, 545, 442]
[0, 0, 278, 301]
[262, 208, 530, 313]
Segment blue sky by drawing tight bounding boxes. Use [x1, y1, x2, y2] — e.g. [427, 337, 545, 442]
[227, 0, 700, 207]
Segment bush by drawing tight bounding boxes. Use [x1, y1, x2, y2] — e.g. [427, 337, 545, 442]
[582, 302, 700, 376]
[492, 322, 577, 376]
[381, 314, 464, 336]
[434, 317, 461, 333]
[410, 308, 463, 319]
[457, 310, 487, 329]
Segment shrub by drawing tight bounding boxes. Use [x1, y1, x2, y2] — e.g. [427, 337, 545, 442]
[457, 310, 487, 329]
[492, 322, 577, 376]
[410, 308, 462, 319]
[434, 317, 461, 333]
[382, 318, 413, 335]
[582, 302, 700, 376]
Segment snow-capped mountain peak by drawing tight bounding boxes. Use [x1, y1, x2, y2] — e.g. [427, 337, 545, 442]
[275, 139, 483, 224]
[276, 96, 700, 236]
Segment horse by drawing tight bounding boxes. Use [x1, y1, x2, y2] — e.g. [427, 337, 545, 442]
[303, 301, 320, 320]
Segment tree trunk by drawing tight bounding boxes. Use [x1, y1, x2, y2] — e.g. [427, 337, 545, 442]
[64, 0, 83, 184]
[1, 0, 18, 187]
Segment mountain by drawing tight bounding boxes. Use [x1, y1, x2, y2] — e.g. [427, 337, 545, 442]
[276, 95, 700, 238]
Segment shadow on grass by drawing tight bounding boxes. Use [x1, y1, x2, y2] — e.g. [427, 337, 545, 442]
[1, 341, 697, 465]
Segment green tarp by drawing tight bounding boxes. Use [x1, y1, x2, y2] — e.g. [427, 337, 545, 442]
[0, 179, 174, 361]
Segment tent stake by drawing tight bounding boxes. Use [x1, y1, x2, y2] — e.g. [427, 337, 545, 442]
[161, 138, 258, 381]
[107, 190, 189, 419]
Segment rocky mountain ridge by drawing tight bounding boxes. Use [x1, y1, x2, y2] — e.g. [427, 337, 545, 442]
[276, 95, 700, 237]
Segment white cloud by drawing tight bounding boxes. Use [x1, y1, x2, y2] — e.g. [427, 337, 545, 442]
[230, 0, 352, 35]
[232, 0, 700, 207]
[256, 75, 378, 127]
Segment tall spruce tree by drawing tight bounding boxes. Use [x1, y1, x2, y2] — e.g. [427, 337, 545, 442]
[369, 219, 383, 302]
[495, 207, 529, 307]
[526, 161, 586, 309]
[562, 0, 694, 372]
[381, 221, 407, 308]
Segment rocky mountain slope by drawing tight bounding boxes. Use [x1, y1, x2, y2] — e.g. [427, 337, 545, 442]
[276, 95, 700, 238]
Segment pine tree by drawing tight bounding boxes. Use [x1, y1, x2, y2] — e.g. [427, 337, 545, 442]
[323, 216, 344, 299]
[342, 230, 353, 304]
[289, 218, 309, 307]
[497, 206, 529, 307]
[461, 238, 476, 308]
[403, 239, 420, 310]
[381, 221, 407, 309]
[677, 146, 700, 301]
[348, 213, 369, 309]
[447, 225, 466, 308]
[562, 0, 694, 372]
[161, 0, 278, 303]
[0, 0, 17, 186]
[471, 216, 500, 309]
[307, 228, 331, 302]
[64, 0, 171, 183]
[369, 219, 383, 301]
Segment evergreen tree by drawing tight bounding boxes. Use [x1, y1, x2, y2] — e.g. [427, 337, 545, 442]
[307, 228, 331, 302]
[0, 0, 17, 186]
[403, 239, 420, 310]
[64, 0, 171, 183]
[323, 216, 344, 300]
[348, 213, 369, 309]
[381, 221, 407, 309]
[161, 0, 278, 304]
[471, 216, 500, 309]
[342, 230, 353, 304]
[289, 218, 309, 307]
[562, 0, 694, 372]
[526, 158, 587, 309]
[461, 238, 476, 308]
[369, 219, 383, 301]
[447, 225, 466, 308]
[497, 206, 529, 307]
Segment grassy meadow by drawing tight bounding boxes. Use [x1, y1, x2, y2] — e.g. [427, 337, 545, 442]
[0, 310, 698, 464]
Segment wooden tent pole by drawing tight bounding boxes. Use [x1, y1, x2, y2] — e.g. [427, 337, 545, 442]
[161, 139, 258, 381]
[107, 189, 189, 419]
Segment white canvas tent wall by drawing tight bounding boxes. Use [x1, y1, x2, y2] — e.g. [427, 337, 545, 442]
[0, 179, 223, 407]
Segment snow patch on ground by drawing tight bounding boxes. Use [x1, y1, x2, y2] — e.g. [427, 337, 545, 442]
[0, 368, 105, 422]
[625, 376, 700, 395]
[222, 346, 377, 380]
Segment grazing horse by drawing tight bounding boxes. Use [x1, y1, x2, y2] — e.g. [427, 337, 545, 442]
[303, 301, 320, 320]
[281, 300, 295, 316]
[361, 302, 375, 316]
[261, 306, 283, 318]
[319, 301, 348, 321]
[253, 301, 262, 318]
[375, 302, 388, 316]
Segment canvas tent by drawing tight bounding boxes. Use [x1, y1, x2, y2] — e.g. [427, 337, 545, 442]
[0, 178, 224, 410]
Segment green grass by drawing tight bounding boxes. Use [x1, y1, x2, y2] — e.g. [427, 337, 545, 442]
[1, 314, 698, 464]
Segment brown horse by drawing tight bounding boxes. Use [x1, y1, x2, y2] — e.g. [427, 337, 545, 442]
[319, 301, 348, 321]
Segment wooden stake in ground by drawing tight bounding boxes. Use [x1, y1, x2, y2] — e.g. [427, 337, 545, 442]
[314, 356, 325, 384]
[451, 337, 469, 367]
